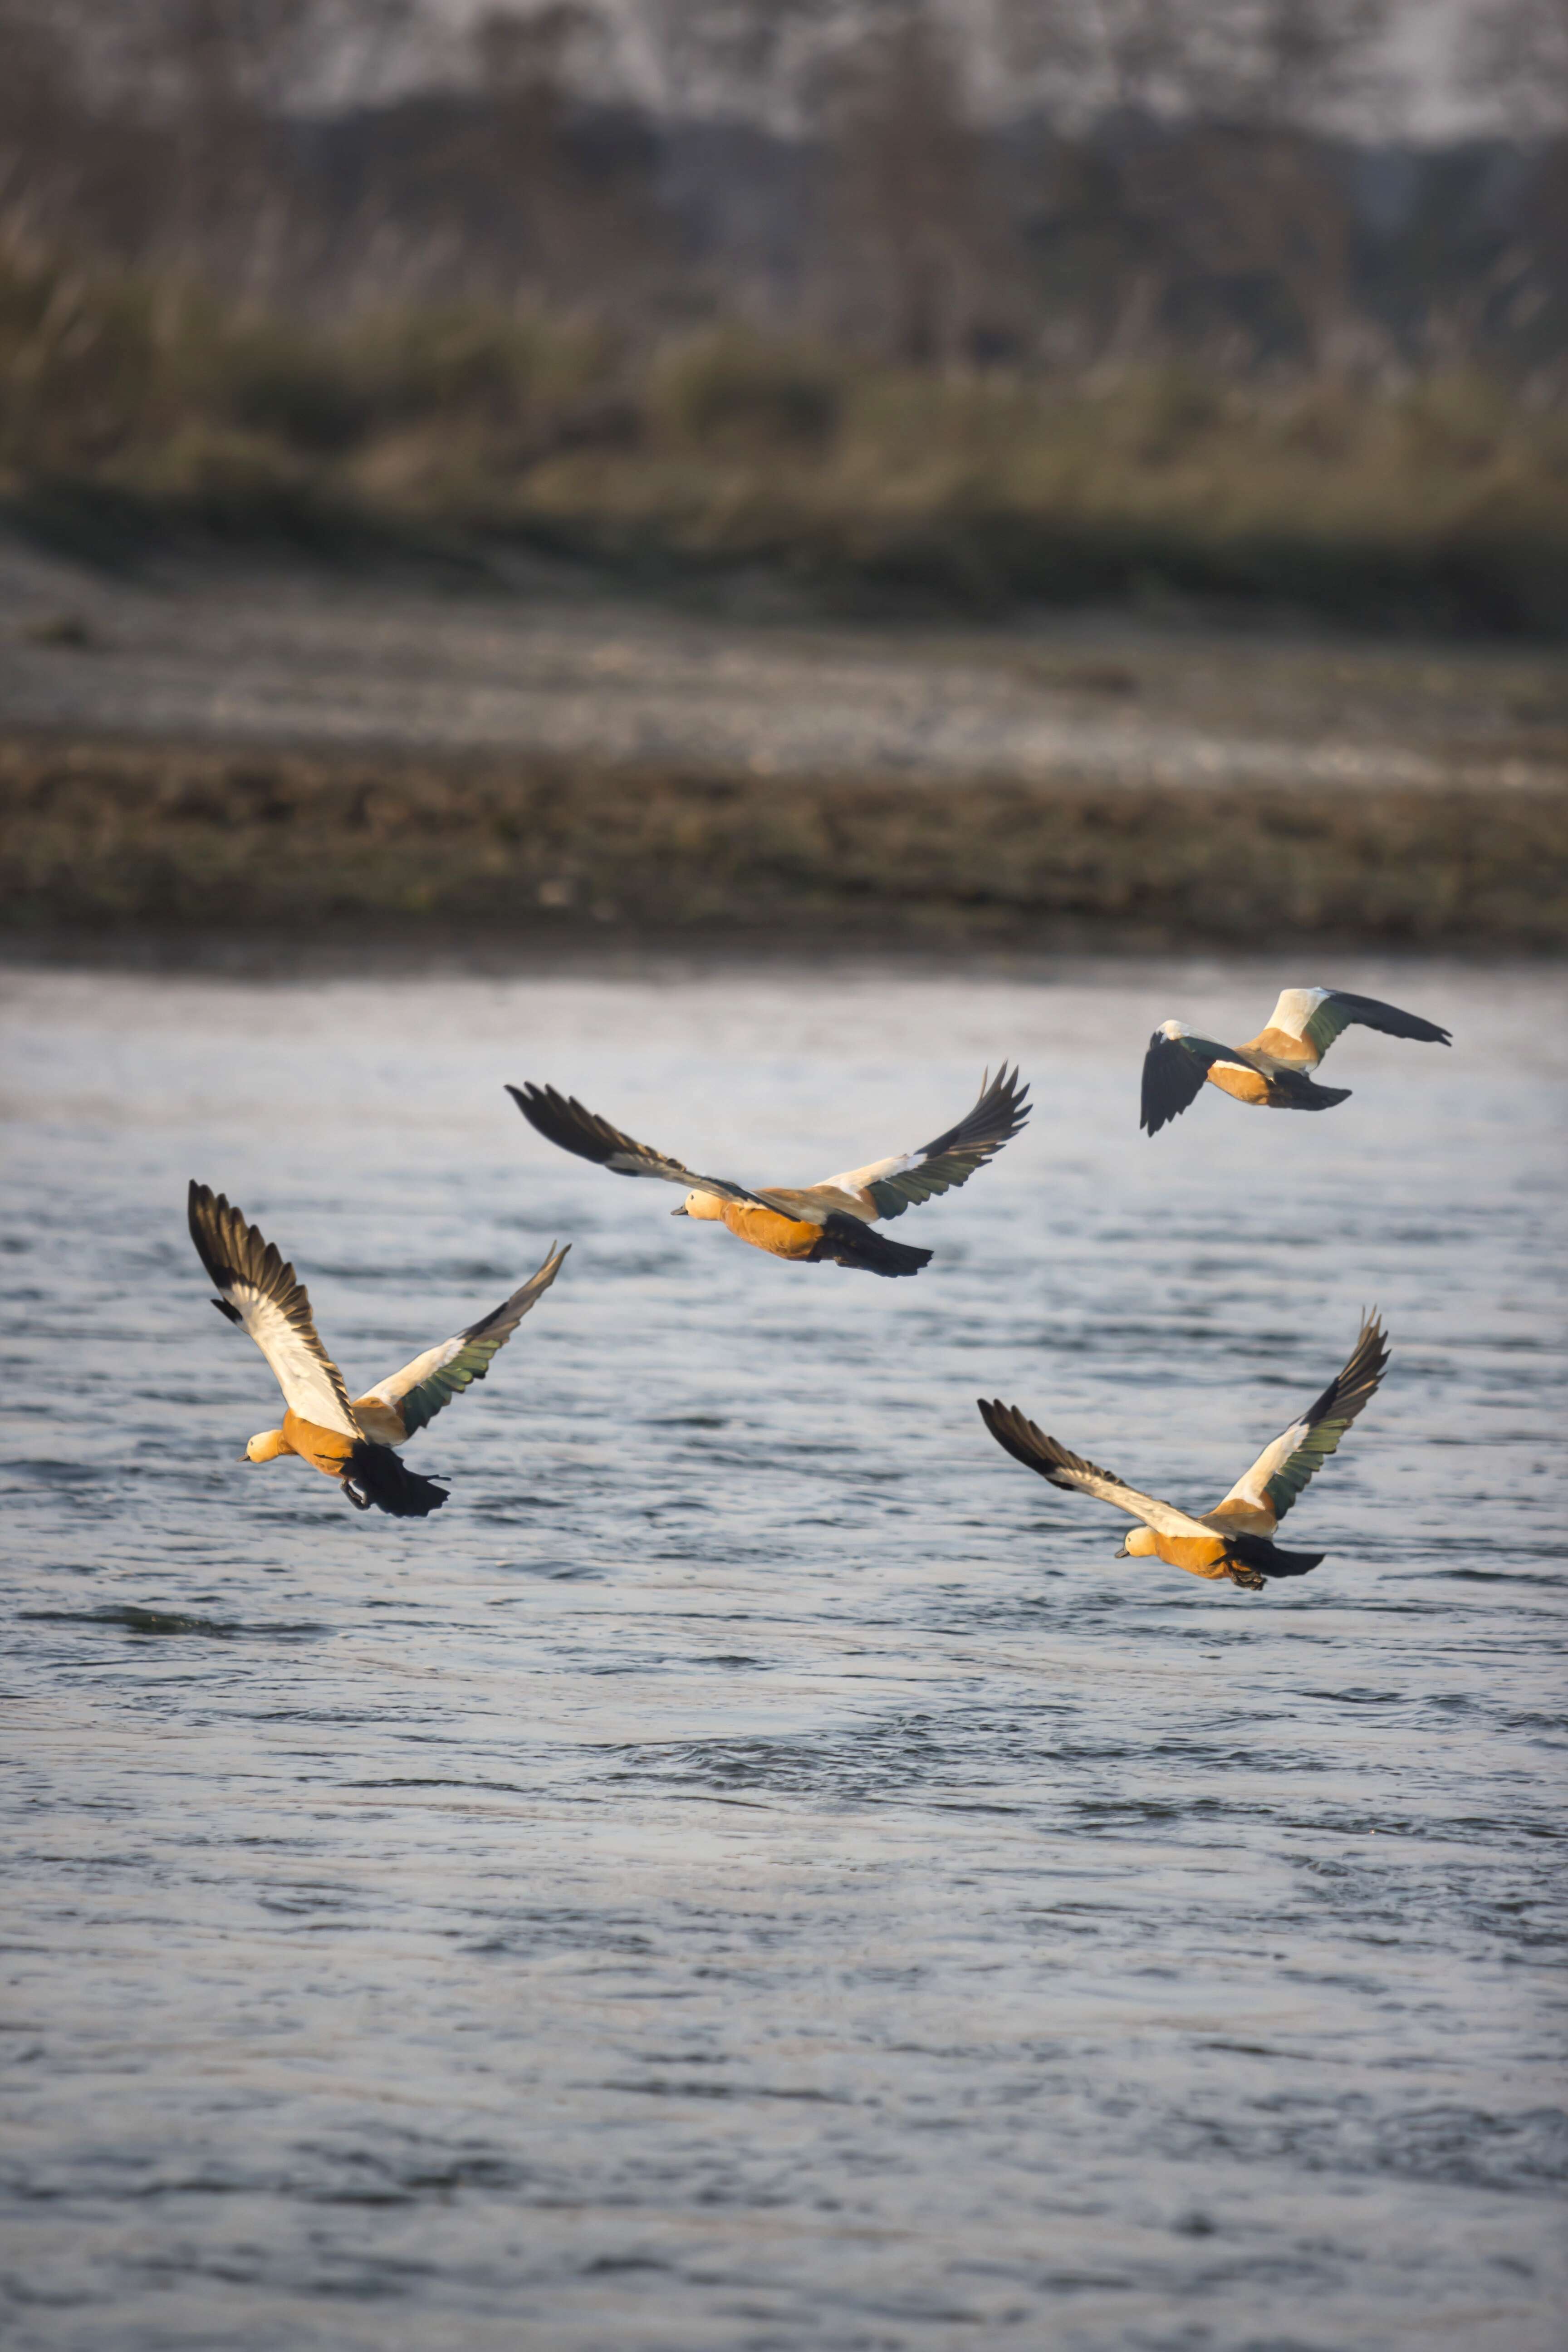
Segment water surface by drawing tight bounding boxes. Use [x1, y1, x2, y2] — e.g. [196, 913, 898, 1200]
[2, 954, 1564, 2350]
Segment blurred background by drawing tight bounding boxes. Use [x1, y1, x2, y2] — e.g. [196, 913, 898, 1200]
[0, 0, 1565, 950]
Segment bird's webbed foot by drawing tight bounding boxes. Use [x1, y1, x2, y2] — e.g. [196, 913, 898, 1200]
[1227, 1565, 1267, 1591]
[342, 1477, 372, 1511]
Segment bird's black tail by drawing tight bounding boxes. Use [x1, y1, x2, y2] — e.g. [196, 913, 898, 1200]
[813, 1213, 932, 1278]
[1290, 1079, 1352, 1113]
[1227, 1531, 1323, 1578]
[342, 1440, 449, 1518]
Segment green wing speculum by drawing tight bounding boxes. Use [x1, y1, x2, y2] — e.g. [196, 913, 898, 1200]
[1223, 1313, 1390, 1524]
[358, 1244, 570, 1439]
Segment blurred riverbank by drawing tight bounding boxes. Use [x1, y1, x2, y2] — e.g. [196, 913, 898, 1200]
[5, 734, 1566, 956]
[3, 535, 1565, 957]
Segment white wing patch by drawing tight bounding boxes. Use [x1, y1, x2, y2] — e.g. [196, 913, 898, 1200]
[1060, 1471, 1222, 1541]
[814, 1149, 919, 1199]
[188, 1182, 360, 1437]
[1264, 988, 1330, 1041]
[235, 1291, 361, 1435]
[1219, 1418, 1310, 1519]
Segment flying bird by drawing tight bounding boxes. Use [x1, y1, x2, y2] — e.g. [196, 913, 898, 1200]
[507, 1066, 1030, 1277]
[187, 1181, 568, 1517]
[978, 1313, 1390, 1591]
[1141, 987, 1450, 1135]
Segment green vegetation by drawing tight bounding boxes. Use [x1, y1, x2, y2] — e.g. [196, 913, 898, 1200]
[5, 234, 1568, 633]
[4, 738, 1563, 950]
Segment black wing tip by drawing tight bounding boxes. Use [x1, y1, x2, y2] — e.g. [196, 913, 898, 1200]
[189, 1177, 240, 1288]
[1346, 1302, 1392, 1375]
[188, 1182, 303, 1322]
[921, 1062, 1033, 1162]
[977, 1397, 1080, 1486]
[506, 1079, 554, 1116]
[1301, 1310, 1391, 1429]
[506, 1079, 633, 1169]
[506, 1078, 560, 1127]
[979, 1396, 1035, 1443]
[980, 1059, 1032, 1125]
[978, 1395, 1028, 1458]
[1327, 991, 1452, 1047]
[463, 1242, 571, 1340]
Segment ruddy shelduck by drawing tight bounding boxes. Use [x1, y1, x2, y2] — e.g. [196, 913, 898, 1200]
[508, 1066, 1029, 1277]
[979, 1313, 1390, 1590]
[1141, 987, 1450, 1135]
[188, 1181, 568, 1517]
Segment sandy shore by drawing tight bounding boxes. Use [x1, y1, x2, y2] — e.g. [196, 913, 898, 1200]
[4, 531, 1567, 794]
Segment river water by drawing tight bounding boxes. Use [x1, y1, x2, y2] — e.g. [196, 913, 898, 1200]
[2, 952, 1564, 2352]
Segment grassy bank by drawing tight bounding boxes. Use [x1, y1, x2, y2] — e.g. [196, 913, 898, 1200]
[5, 237, 1568, 633]
[4, 739, 1563, 952]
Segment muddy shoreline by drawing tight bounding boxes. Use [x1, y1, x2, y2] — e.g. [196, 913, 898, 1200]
[4, 539, 1564, 959]
[5, 732, 1564, 956]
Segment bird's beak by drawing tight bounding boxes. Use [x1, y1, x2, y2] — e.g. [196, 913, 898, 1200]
[671, 1202, 688, 1216]
[1114, 1542, 1129, 1558]
[238, 1450, 252, 1462]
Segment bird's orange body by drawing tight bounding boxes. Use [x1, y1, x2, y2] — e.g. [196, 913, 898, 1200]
[1245, 1025, 1319, 1069]
[720, 1203, 833, 1259]
[1150, 1533, 1234, 1580]
[279, 1411, 359, 1480]
[1205, 1063, 1273, 1108]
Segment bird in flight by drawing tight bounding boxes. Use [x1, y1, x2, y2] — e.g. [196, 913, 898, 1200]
[978, 1313, 1390, 1591]
[1141, 987, 1450, 1135]
[187, 1181, 568, 1516]
[508, 1065, 1030, 1277]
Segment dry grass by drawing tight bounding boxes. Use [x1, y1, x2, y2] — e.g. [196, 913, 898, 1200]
[5, 233, 1568, 632]
[4, 738, 1563, 950]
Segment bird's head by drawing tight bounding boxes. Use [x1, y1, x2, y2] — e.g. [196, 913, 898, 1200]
[1117, 1527, 1158, 1559]
[672, 1190, 722, 1220]
[244, 1429, 289, 1463]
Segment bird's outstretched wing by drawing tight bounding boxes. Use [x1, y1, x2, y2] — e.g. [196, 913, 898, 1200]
[188, 1181, 360, 1436]
[354, 1244, 570, 1440]
[1211, 1313, 1390, 1529]
[506, 1084, 766, 1207]
[976, 1400, 1216, 1540]
[1251, 988, 1451, 1063]
[815, 1065, 1031, 1220]
[1140, 1029, 1236, 1135]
